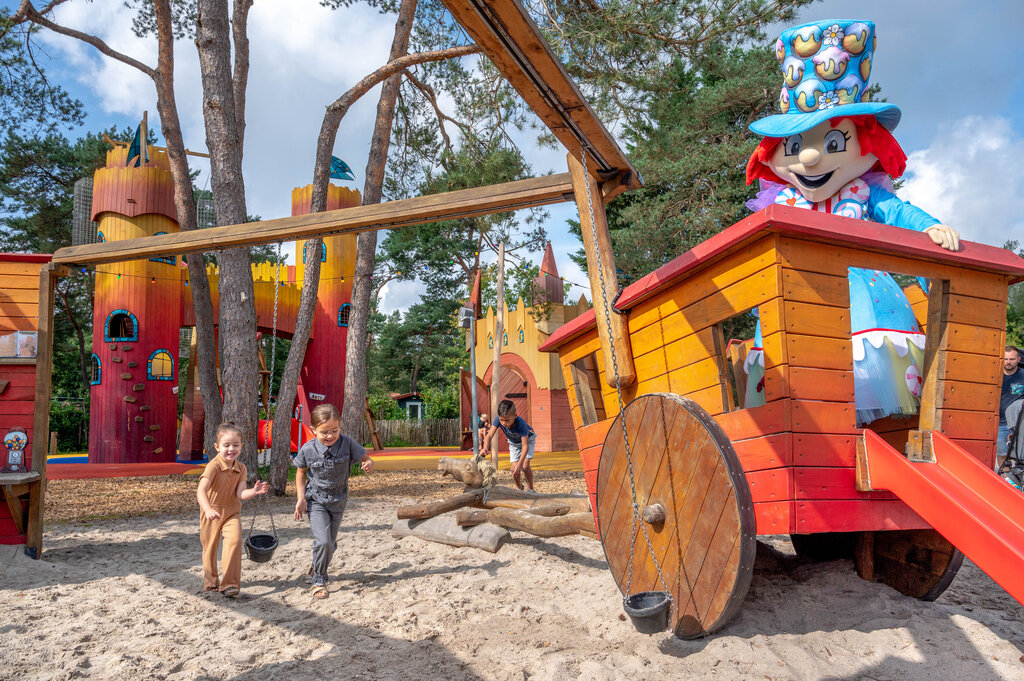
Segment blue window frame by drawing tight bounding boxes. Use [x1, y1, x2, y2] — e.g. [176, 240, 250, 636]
[147, 349, 174, 380]
[487, 335, 493, 349]
[148, 232, 176, 265]
[97, 231, 105, 243]
[104, 309, 138, 342]
[90, 353, 101, 385]
[302, 241, 327, 263]
[502, 332, 508, 347]
[518, 327, 524, 343]
[337, 303, 351, 327]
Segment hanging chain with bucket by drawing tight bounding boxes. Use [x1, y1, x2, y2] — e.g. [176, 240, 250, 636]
[580, 147, 672, 634]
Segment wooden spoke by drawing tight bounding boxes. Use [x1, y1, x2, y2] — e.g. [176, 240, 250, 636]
[597, 393, 756, 638]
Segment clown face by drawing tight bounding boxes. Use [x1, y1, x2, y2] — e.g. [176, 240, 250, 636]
[766, 118, 878, 203]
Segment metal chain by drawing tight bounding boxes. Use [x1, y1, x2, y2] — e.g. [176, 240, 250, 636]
[580, 148, 672, 605]
[267, 241, 283, 415]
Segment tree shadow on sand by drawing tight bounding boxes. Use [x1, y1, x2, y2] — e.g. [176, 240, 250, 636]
[13, 521, 503, 680]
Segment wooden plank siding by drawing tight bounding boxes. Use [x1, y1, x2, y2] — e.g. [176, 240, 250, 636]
[0, 256, 49, 548]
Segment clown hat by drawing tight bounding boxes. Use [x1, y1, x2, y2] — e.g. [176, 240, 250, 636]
[750, 20, 900, 138]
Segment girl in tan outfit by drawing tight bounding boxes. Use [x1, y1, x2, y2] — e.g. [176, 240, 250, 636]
[197, 422, 268, 597]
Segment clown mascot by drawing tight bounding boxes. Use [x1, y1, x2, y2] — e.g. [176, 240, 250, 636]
[744, 19, 960, 425]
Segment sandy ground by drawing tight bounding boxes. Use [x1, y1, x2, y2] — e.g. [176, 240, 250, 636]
[3, 471, 1024, 680]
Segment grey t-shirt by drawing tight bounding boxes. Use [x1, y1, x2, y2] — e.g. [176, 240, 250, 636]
[294, 434, 366, 504]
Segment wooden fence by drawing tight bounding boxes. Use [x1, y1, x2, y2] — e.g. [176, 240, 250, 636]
[360, 417, 460, 447]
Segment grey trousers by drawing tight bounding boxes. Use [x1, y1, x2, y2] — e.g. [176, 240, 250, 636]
[308, 497, 347, 585]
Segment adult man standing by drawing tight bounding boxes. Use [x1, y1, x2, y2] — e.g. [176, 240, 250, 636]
[999, 346, 1024, 463]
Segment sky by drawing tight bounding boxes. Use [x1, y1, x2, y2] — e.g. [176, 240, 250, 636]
[36, 0, 1024, 314]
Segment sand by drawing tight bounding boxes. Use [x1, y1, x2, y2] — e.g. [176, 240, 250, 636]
[3, 472, 1024, 680]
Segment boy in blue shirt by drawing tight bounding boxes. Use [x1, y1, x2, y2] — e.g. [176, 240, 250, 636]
[482, 399, 536, 491]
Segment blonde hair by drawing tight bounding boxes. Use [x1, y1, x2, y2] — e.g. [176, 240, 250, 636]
[214, 421, 243, 443]
[309, 403, 341, 428]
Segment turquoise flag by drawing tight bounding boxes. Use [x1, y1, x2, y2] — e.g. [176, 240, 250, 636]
[126, 122, 149, 168]
[330, 156, 355, 181]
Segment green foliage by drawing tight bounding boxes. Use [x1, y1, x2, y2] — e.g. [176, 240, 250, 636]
[0, 15, 84, 138]
[422, 384, 459, 419]
[367, 392, 405, 420]
[1005, 240, 1024, 347]
[569, 46, 782, 284]
[49, 400, 89, 452]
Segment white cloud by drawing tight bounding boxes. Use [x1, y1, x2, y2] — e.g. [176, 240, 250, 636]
[899, 116, 1024, 247]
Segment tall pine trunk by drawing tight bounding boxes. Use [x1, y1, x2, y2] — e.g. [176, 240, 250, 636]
[269, 0, 417, 493]
[196, 0, 257, 472]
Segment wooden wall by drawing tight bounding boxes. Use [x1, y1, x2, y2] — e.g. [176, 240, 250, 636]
[0, 254, 49, 544]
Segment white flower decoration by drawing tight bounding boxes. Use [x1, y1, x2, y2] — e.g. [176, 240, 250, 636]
[822, 24, 844, 46]
[820, 91, 840, 109]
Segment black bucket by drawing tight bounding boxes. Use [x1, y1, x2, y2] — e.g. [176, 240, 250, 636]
[623, 591, 671, 634]
[245, 534, 278, 563]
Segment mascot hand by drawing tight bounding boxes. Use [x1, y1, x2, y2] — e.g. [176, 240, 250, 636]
[924, 224, 960, 251]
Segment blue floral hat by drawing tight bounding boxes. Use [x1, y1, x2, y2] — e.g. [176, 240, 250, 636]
[750, 20, 900, 138]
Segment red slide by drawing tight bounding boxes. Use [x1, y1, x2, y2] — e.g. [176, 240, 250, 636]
[861, 429, 1024, 605]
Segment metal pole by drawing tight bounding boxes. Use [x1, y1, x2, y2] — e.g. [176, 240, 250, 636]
[469, 313, 480, 459]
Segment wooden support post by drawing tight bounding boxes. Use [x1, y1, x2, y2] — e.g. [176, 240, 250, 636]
[490, 242, 505, 467]
[364, 397, 384, 451]
[907, 279, 951, 462]
[567, 154, 635, 387]
[26, 263, 65, 559]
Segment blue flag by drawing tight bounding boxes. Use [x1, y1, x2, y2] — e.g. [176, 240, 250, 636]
[126, 122, 149, 168]
[330, 156, 355, 181]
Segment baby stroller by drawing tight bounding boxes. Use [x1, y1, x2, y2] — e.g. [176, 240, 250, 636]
[999, 401, 1024, 491]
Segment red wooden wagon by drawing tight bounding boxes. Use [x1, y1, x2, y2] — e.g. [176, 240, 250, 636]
[541, 204, 1024, 638]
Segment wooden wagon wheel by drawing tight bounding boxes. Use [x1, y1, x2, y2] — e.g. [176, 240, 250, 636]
[597, 393, 757, 638]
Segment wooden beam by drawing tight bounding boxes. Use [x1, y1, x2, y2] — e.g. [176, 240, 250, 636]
[907, 279, 951, 462]
[52, 173, 575, 266]
[442, 0, 640, 192]
[567, 153, 635, 387]
[26, 264, 64, 558]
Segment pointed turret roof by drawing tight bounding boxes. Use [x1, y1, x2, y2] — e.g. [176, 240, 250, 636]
[539, 241, 559, 277]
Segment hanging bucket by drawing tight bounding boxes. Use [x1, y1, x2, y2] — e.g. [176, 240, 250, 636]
[623, 591, 671, 634]
[245, 533, 278, 563]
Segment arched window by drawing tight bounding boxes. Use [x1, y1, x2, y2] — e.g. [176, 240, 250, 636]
[518, 327, 524, 343]
[337, 303, 351, 327]
[147, 349, 174, 380]
[502, 332, 508, 347]
[104, 309, 138, 342]
[97, 231, 105, 243]
[487, 335, 493, 349]
[148, 232, 176, 265]
[301, 241, 327, 263]
[90, 354, 101, 385]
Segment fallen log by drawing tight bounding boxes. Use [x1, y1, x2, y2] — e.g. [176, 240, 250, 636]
[437, 456, 484, 487]
[396, 489, 485, 520]
[481, 491, 591, 515]
[455, 508, 490, 527]
[487, 508, 597, 537]
[456, 503, 570, 527]
[392, 515, 509, 553]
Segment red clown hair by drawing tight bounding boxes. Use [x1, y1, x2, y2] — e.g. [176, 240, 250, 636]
[745, 115, 908, 186]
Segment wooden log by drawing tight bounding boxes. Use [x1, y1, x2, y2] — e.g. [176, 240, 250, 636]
[481, 486, 592, 514]
[486, 508, 596, 537]
[396, 489, 485, 520]
[437, 456, 484, 488]
[455, 508, 490, 527]
[392, 515, 510, 553]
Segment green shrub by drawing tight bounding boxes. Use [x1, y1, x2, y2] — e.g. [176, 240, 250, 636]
[49, 400, 89, 452]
